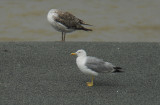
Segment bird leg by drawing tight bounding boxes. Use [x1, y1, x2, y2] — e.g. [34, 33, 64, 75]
[87, 76, 94, 87]
[63, 33, 66, 41]
[61, 32, 64, 41]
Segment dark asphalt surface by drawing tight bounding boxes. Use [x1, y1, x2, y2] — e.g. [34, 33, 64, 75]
[0, 42, 160, 105]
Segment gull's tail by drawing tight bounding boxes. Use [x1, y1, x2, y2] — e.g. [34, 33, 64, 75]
[77, 27, 92, 31]
[83, 28, 92, 31]
[113, 67, 123, 73]
[79, 20, 92, 26]
[78, 26, 92, 31]
[76, 24, 92, 31]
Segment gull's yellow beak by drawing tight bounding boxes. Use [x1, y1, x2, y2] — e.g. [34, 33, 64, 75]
[71, 53, 76, 55]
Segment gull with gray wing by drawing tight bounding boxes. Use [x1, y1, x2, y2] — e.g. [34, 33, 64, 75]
[71, 49, 122, 87]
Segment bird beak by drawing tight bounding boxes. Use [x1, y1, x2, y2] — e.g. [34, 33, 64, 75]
[71, 53, 76, 55]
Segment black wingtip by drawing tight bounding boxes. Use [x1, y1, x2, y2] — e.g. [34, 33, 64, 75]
[113, 67, 123, 73]
[114, 67, 122, 69]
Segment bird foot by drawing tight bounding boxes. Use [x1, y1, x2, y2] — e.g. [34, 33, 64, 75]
[86, 82, 93, 87]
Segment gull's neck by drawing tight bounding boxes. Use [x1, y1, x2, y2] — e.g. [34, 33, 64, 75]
[76, 55, 87, 66]
[77, 55, 87, 60]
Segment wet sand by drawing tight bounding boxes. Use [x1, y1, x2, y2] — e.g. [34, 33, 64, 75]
[0, 0, 160, 41]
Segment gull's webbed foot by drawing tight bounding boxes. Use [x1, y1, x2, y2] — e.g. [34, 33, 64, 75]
[86, 82, 93, 87]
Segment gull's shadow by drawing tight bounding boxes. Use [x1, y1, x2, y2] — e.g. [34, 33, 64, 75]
[81, 79, 121, 87]
[95, 81, 118, 87]
[94, 79, 125, 87]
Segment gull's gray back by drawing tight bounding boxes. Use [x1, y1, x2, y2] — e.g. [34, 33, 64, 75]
[85, 56, 114, 73]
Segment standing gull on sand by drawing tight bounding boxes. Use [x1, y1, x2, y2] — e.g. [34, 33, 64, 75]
[47, 9, 92, 41]
[71, 49, 122, 87]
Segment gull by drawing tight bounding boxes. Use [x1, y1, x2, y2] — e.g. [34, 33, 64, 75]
[47, 9, 92, 41]
[71, 49, 122, 87]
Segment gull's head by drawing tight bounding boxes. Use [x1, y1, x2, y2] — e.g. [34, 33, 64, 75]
[47, 9, 59, 22]
[71, 49, 87, 57]
[48, 9, 58, 17]
[48, 9, 58, 14]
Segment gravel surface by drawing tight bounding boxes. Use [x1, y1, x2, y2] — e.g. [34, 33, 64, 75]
[0, 42, 160, 105]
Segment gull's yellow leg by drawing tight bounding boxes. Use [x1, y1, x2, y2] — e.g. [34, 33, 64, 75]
[87, 76, 94, 87]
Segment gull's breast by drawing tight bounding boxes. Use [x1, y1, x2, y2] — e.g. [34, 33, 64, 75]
[76, 57, 98, 76]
